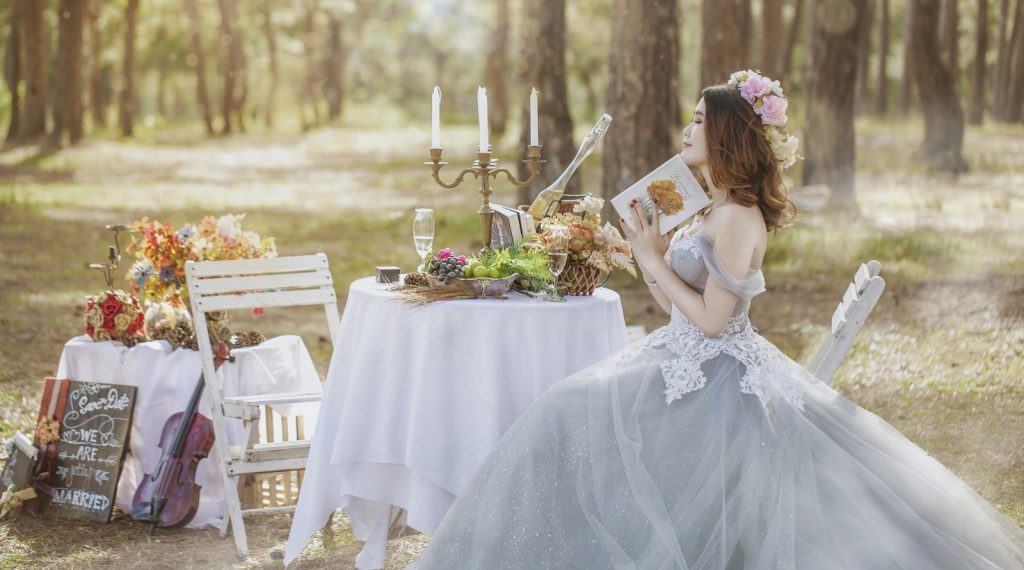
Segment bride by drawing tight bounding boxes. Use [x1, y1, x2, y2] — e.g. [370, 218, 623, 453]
[409, 71, 1024, 569]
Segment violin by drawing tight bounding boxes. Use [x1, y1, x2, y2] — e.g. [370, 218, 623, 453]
[131, 340, 231, 535]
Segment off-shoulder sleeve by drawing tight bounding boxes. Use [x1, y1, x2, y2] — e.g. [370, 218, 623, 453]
[694, 236, 766, 299]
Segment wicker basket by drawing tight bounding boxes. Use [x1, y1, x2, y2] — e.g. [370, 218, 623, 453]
[558, 262, 608, 296]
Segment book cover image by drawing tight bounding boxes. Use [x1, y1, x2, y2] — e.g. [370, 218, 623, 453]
[611, 154, 710, 235]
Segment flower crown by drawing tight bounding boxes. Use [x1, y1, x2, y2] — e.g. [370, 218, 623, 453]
[727, 69, 800, 170]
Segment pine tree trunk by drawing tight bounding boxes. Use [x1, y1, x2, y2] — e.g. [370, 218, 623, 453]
[803, 0, 869, 211]
[1006, 0, 1024, 122]
[939, 0, 960, 84]
[324, 13, 344, 121]
[900, 1, 915, 114]
[516, 0, 576, 207]
[87, 0, 104, 128]
[119, 0, 139, 137]
[154, 25, 167, 118]
[53, 0, 85, 146]
[486, 0, 510, 138]
[4, 0, 22, 142]
[876, 0, 891, 114]
[21, 0, 47, 139]
[603, 0, 680, 222]
[909, 0, 967, 170]
[969, 0, 988, 123]
[994, 0, 1010, 118]
[762, 0, 783, 77]
[261, 0, 277, 128]
[702, 0, 747, 86]
[183, 0, 213, 134]
[218, 0, 244, 134]
[781, 0, 806, 82]
[856, 0, 875, 113]
[301, 1, 320, 130]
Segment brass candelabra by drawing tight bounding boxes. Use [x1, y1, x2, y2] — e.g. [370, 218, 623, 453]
[87, 224, 129, 288]
[425, 145, 545, 249]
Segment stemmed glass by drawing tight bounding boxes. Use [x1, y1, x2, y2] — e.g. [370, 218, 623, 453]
[413, 208, 434, 272]
[544, 225, 570, 302]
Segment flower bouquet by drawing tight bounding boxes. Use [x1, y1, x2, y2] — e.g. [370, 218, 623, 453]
[83, 289, 147, 346]
[537, 195, 635, 295]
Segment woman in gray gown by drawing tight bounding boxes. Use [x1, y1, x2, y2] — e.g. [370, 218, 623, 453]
[410, 71, 1024, 569]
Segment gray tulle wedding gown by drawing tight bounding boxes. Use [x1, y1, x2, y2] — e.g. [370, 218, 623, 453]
[410, 231, 1024, 570]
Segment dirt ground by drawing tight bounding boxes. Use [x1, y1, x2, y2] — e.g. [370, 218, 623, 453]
[1, 119, 1022, 568]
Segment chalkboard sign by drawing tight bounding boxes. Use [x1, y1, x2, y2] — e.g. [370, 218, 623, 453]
[47, 380, 137, 522]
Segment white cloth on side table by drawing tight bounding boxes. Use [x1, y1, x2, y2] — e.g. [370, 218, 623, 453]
[56, 334, 322, 528]
[285, 277, 628, 569]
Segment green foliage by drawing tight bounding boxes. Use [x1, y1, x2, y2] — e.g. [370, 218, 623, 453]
[474, 238, 554, 292]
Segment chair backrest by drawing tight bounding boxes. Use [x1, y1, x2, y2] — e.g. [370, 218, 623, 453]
[807, 260, 885, 384]
[184, 253, 340, 463]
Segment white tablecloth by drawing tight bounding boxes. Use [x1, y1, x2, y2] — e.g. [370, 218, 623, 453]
[286, 277, 628, 568]
[56, 334, 322, 528]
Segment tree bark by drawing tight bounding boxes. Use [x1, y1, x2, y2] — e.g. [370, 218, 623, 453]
[900, 1, 915, 114]
[183, 0, 214, 134]
[301, 0, 320, 131]
[1006, 0, 1024, 122]
[87, 0, 104, 128]
[856, 0, 875, 113]
[781, 0, 806, 82]
[52, 0, 85, 145]
[702, 0, 748, 87]
[154, 25, 168, 118]
[803, 0, 869, 211]
[324, 12, 344, 121]
[762, 0, 783, 77]
[969, 0, 988, 123]
[939, 0, 960, 84]
[218, 0, 245, 133]
[119, 0, 139, 137]
[876, 0, 890, 114]
[603, 0, 680, 222]
[261, 0, 278, 128]
[486, 0, 510, 137]
[994, 0, 1011, 118]
[516, 0, 576, 207]
[909, 0, 967, 170]
[4, 0, 22, 142]
[21, 0, 47, 139]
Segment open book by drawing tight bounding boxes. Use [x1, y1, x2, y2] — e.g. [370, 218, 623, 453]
[611, 154, 710, 235]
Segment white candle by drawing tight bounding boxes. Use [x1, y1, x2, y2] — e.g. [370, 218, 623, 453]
[431, 86, 441, 148]
[530, 87, 539, 146]
[478, 86, 488, 152]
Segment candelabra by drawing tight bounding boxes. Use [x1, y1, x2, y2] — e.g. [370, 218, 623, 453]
[425, 145, 545, 249]
[87, 224, 129, 288]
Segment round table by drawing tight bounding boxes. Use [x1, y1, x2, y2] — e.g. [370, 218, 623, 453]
[286, 277, 628, 568]
[56, 335, 323, 528]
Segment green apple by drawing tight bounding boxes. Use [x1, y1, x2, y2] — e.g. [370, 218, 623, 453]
[473, 265, 491, 278]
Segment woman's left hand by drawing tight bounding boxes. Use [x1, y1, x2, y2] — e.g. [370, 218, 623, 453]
[621, 200, 672, 270]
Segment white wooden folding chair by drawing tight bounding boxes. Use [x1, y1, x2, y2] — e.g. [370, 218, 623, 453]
[807, 260, 886, 384]
[185, 253, 340, 557]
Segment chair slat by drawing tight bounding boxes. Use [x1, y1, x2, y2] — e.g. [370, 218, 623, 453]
[191, 269, 333, 295]
[187, 253, 328, 277]
[842, 283, 858, 313]
[194, 287, 336, 312]
[854, 264, 871, 293]
[831, 303, 846, 335]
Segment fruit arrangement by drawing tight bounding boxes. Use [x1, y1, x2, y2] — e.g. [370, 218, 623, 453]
[426, 248, 469, 284]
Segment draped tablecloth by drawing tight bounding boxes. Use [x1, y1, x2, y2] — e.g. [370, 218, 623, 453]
[286, 277, 628, 568]
[56, 334, 322, 528]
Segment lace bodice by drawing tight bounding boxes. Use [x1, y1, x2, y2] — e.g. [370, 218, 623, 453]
[648, 232, 805, 412]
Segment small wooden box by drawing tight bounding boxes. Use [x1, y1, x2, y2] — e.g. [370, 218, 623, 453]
[375, 266, 400, 284]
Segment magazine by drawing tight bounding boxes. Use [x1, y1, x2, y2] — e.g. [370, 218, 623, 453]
[611, 154, 710, 235]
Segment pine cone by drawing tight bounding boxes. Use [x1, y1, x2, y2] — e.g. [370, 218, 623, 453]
[403, 272, 430, 287]
[230, 330, 266, 348]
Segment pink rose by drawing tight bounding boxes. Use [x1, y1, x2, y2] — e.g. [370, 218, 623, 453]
[756, 95, 789, 126]
[739, 74, 772, 103]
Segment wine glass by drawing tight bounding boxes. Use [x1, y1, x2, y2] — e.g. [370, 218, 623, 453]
[413, 208, 434, 272]
[544, 225, 570, 302]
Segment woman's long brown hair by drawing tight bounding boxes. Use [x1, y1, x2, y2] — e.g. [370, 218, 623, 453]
[699, 84, 797, 232]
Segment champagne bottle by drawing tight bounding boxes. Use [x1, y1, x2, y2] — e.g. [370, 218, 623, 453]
[526, 114, 613, 221]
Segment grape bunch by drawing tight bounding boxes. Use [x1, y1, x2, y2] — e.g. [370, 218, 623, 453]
[427, 248, 468, 284]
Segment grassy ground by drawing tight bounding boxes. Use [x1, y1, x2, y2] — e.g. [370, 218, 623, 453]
[1, 116, 1022, 568]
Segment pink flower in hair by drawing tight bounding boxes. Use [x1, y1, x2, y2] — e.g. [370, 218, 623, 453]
[738, 73, 773, 104]
[756, 95, 789, 126]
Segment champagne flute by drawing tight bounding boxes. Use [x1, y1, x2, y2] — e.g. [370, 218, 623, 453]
[545, 225, 570, 302]
[413, 208, 434, 272]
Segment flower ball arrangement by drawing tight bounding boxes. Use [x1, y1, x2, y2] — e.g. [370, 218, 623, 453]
[83, 289, 147, 346]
